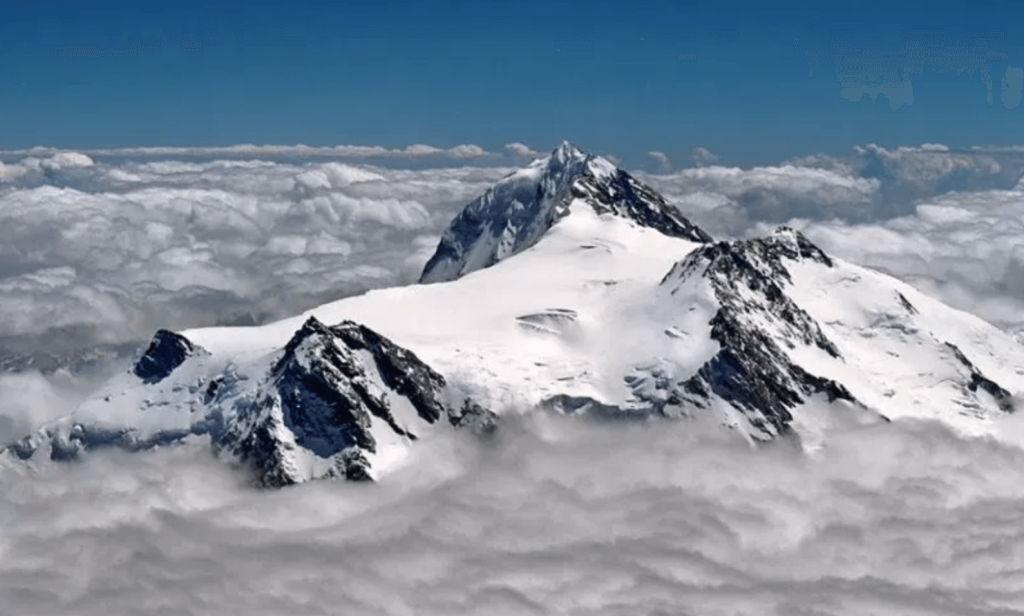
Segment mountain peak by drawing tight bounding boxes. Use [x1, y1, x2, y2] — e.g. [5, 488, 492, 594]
[759, 226, 834, 267]
[419, 143, 711, 284]
[551, 140, 586, 162]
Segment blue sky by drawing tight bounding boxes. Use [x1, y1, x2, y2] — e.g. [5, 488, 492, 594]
[1, 0, 1023, 166]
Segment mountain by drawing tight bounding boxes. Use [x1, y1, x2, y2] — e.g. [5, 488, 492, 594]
[419, 141, 712, 284]
[2, 316, 494, 486]
[4, 143, 1022, 484]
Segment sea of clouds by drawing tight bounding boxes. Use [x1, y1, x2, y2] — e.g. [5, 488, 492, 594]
[2, 411, 1024, 615]
[0, 147, 513, 356]
[3, 140, 1024, 614]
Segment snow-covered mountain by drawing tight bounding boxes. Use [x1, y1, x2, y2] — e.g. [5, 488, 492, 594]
[3, 316, 494, 486]
[419, 141, 711, 283]
[4, 143, 1023, 485]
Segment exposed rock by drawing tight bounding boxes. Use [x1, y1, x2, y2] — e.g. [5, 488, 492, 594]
[945, 342, 1015, 413]
[661, 228, 856, 438]
[133, 330, 206, 384]
[214, 316, 490, 486]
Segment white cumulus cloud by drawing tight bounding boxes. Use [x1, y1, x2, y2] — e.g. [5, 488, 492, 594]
[690, 146, 718, 168]
[505, 142, 542, 159]
[0, 155, 514, 356]
[647, 150, 672, 172]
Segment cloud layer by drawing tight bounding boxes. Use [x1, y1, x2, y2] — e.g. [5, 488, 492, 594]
[0, 153, 513, 356]
[2, 412, 1024, 615]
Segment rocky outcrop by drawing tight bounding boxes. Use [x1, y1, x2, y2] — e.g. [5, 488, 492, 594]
[659, 228, 857, 438]
[133, 329, 206, 384]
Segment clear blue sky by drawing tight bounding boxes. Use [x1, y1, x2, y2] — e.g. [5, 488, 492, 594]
[1, 0, 1023, 166]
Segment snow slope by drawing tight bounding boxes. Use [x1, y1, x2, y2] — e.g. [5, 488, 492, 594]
[187, 199, 712, 416]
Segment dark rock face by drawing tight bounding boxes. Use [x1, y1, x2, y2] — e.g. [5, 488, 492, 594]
[945, 342, 1015, 413]
[216, 316, 494, 487]
[133, 330, 203, 384]
[570, 163, 712, 244]
[273, 318, 384, 456]
[332, 321, 449, 424]
[420, 141, 711, 283]
[897, 292, 918, 315]
[419, 143, 589, 284]
[661, 228, 856, 438]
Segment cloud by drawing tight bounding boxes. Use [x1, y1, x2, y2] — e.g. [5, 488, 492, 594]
[402, 144, 443, 156]
[505, 142, 542, 159]
[636, 163, 881, 236]
[851, 143, 1010, 196]
[0, 152, 96, 183]
[0, 154, 515, 358]
[690, 146, 718, 168]
[0, 161, 29, 182]
[636, 143, 1024, 231]
[647, 150, 672, 173]
[40, 151, 95, 170]
[1, 411, 1024, 615]
[293, 163, 387, 194]
[0, 368, 113, 442]
[447, 144, 489, 158]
